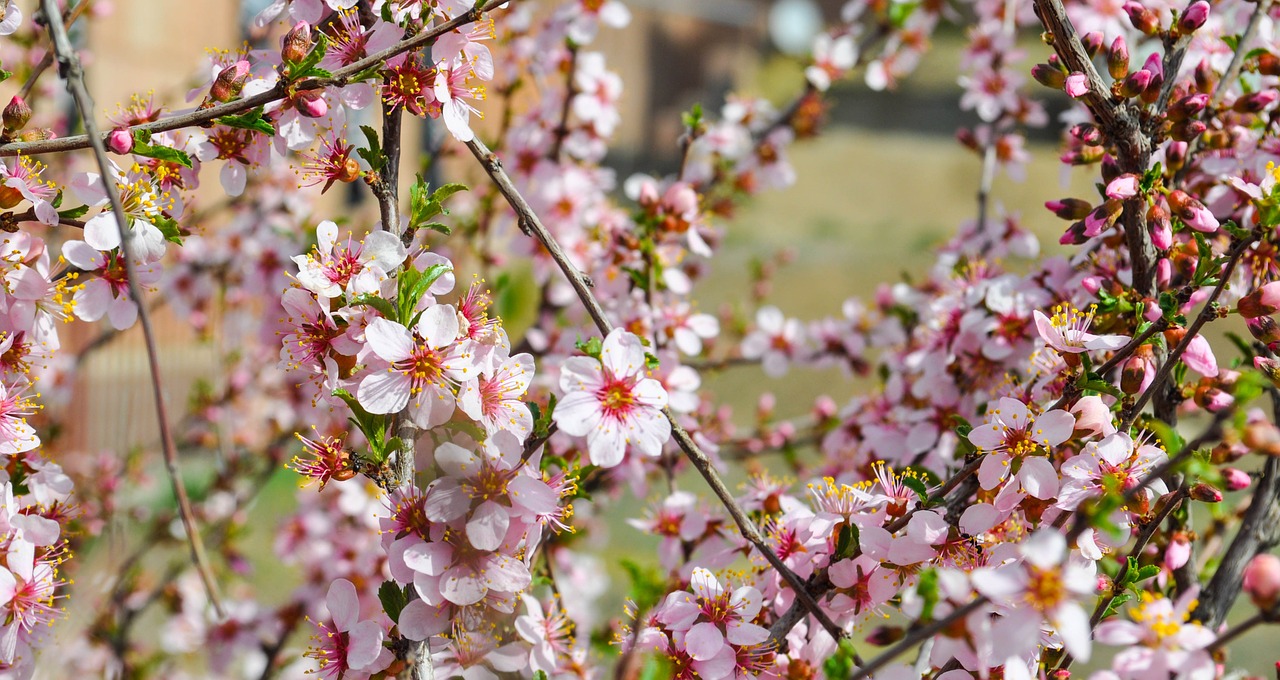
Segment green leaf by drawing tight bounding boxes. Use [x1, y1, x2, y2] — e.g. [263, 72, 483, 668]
[407, 177, 469, 235]
[1222, 34, 1240, 52]
[917, 568, 939, 621]
[575, 336, 603, 359]
[131, 139, 193, 168]
[637, 657, 673, 680]
[1134, 564, 1161, 583]
[533, 672, 549, 680]
[356, 125, 384, 173]
[331, 388, 390, 461]
[682, 103, 703, 130]
[152, 215, 184, 245]
[1079, 376, 1124, 398]
[834, 522, 860, 560]
[888, 0, 919, 28]
[378, 581, 410, 623]
[348, 293, 397, 322]
[1101, 591, 1133, 619]
[823, 638, 862, 679]
[901, 474, 929, 501]
[287, 32, 330, 81]
[215, 108, 276, 136]
[0, 69, 11, 84]
[57, 205, 90, 220]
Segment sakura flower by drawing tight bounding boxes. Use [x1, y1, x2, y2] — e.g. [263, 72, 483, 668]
[434, 18, 495, 81]
[357, 306, 472, 429]
[457, 350, 534, 440]
[0, 381, 39, 456]
[0, 156, 57, 226]
[742, 306, 806, 377]
[1058, 433, 1167, 511]
[303, 578, 392, 679]
[827, 554, 898, 620]
[971, 529, 1097, 663]
[628, 491, 711, 570]
[1093, 588, 1215, 680]
[658, 302, 720, 356]
[1034, 304, 1129, 355]
[0, 539, 63, 664]
[70, 163, 173, 263]
[969, 398, 1074, 507]
[657, 568, 770, 669]
[558, 0, 631, 44]
[806, 33, 857, 92]
[321, 9, 402, 70]
[553, 328, 670, 468]
[0, 1, 20, 35]
[292, 221, 408, 299]
[516, 594, 576, 675]
[60, 240, 161, 330]
[434, 58, 485, 143]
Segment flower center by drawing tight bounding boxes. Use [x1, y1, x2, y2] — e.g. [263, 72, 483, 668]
[597, 378, 635, 416]
[1023, 564, 1065, 612]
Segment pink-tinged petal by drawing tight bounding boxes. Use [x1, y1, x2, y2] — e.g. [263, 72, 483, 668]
[417, 304, 460, 348]
[61, 240, 104, 270]
[106, 297, 138, 330]
[398, 599, 449, 641]
[889, 535, 939, 565]
[1033, 310, 1066, 348]
[1052, 603, 1092, 662]
[600, 328, 645, 378]
[629, 410, 671, 458]
[551, 390, 602, 437]
[466, 500, 510, 551]
[346, 619, 385, 669]
[657, 591, 701, 630]
[0, 570, 15, 609]
[968, 423, 1005, 451]
[481, 553, 531, 593]
[730, 586, 763, 620]
[402, 541, 453, 577]
[587, 425, 627, 467]
[1181, 334, 1219, 377]
[326, 578, 361, 632]
[72, 280, 112, 322]
[559, 356, 604, 392]
[978, 451, 1010, 490]
[365, 317, 415, 362]
[971, 565, 1022, 601]
[84, 212, 122, 251]
[1094, 433, 1133, 466]
[725, 620, 769, 646]
[690, 568, 723, 600]
[1019, 457, 1060, 500]
[684, 621, 725, 661]
[632, 377, 669, 408]
[1082, 333, 1130, 351]
[959, 503, 1001, 535]
[440, 564, 486, 606]
[508, 474, 557, 514]
[433, 442, 475, 478]
[357, 370, 411, 414]
[996, 398, 1031, 426]
[220, 162, 247, 197]
[1020, 529, 1067, 568]
[993, 482, 1027, 513]
[409, 385, 455, 429]
[424, 478, 469, 523]
[1033, 409, 1076, 447]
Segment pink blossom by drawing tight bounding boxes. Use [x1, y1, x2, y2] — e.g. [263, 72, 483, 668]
[969, 398, 1074, 505]
[303, 578, 391, 679]
[742, 306, 807, 377]
[1243, 553, 1280, 609]
[1105, 174, 1140, 199]
[458, 350, 535, 440]
[1093, 588, 1214, 680]
[60, 240, 161, 330]
[657, 568, 770, 672]
[357, 306, 473, 428]
[1065, 72, 1090, 98]
[1059, 433, 1168, 511]
[292, 221, 407, 299]
[553, 328, 670, 468]
[1034, 305, 1129, 354]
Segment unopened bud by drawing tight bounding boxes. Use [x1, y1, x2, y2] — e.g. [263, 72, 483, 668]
[1247, 316, 1280, 349]
[866, 625, 906, 646]
[1083, 198, 1123, 237]
[1239, 282, 1280, 319]
[1169, 93, 1209, 121]
[1167, 189, 1218, 232]
[1193, 384, 1234, 413]
[1122, 355, 1148, 394]
[210, 60, 251, 103]
[1119, 69, 1153, 98]
[1106, 173, 1141, 200]
[1032, 63, 1066, 89]
[1108, 36, 1130, 80]
[1222, 467, 1251, 491]
[281, 21, 313, 64]
[1258, 52, 1280, 77]
[1195, 58, 1217, 92]
[1149, 202, 1173, 249]
[1171, 119, 1208, 142]
[1070, 123, 1102, 145]
[1233, 90, 1279, 114]
[1124, 1, 1160, 35]
[1081, 32, 1104, 58]
[1243, 554, 1280, 609]
[1166, 140, 1189, 172]
[295, 90, 328, 118]
[814, 395, 838, 421]
[1189, 482, 1223, 503]
[956, 127, 979, 151]
[1156, 256, 1172, 288]
[1177, 1, 1210, 34]
[1101, 154, 1121, 183]
[2, 96, 30, 133]
[1046, 198, 1092, 220]
[107, 128, 134, 155]
[1060, 221, 1090, 245]
[1065, 72, 1090, 98]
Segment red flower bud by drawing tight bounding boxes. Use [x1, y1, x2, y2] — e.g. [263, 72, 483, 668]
[1222, 467, 1251, 491]
[1081, 31, 1104, 57]
[282, 21, 313, 64]
[1032, 63, 1066, 89]
[1122, 356, 1148, 395]
[1189, 482, 1223, 503]
[1119, 69, 1153, 98]
[1108, 36, 1130, 80]
[210, 60, 251, 103]
[1046, 198, 1092, 220]
[1239, 282, 1280, 319]
[1177, 1, 1210, 34]
[107, 128, 134, 155]
[1258, 52, 1280, 77]
[295, 90, 328, 118]
[1247, 316, 1280, 349]
[1124, 1, 1160, 35]
[1243, 553, 1280, 609]
[1169, 93, 1209, 121]
[1233, 90, 1279, 114]
[2, 96, 31, 133]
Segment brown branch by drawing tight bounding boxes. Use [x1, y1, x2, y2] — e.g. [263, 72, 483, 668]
[463, 134, 848, 644]
[1, 0, 509, 158]
[19, 0, 92, 100]
[41, 0, 225, 618]
[548, 43, 578, 161]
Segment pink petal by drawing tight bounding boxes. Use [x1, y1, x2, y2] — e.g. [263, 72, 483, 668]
[600, 328, 645, 378]
[326, 578, 361, 632]
[398, 599, 449, 641]
[357, 370, 411, 414]
[365, 317, 415, 362]
[465, 500, 510, 551]
[1033, 409, 1076, 447]
[684, 621, 725, 661]
[417, 304, 460, 349]
[1019, 457, 1060, 500]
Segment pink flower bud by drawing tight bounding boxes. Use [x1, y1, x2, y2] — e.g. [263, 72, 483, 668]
[1189, 482, 1223, 503]
[281, 21, 313, 64]
[1084, 199, 1123, 237]
[2, 96, 30, 133]
[1167, 189, 1218, 233]
[1122, 355, 1148, 394]
[1247, 316, 1280, 349]
[1081, 276, 1101, 294]
[1156, 257, 1172, 288]
[814, 395, 837, 421]
[1222, 467, 1251, 491]
[107, 127, 134, 154]
[1166, 140, 1189, 170]
[1142, 52, 1164, 79]
[1046, 198, 1092, 220]
[1032, 63, 1066, 89]
[1164, 534, 1191, 570]
[1119, 69, 1153, 98]
[1071, 395, 1116, 437]
[1144, 301, 1163, 322]
[1170, 94, 1209, 121]
[1195, 385, 1233, 413]
[1081, 31, 1104, 58]
[1233, 90, 1279, 114]
[1108, 36, 1130, 80]
[1065, 72, 1090, 98]
[295, 90, 328, 118]
[1239, 282, 1280, 319]
[1106, 174, 1140, 200]
[1255, 356, 1280, 388]
[1243, 553, 1280, 609]
[1178, 1, 1210, 34]
[210, 60, 251, 103]
[1124, 1, 1160, 34]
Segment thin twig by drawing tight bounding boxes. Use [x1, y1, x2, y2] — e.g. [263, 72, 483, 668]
[41, 0, 225, 618]
[548, 43, 578, 161]
[463, 134, 848, 643]
[1, 0, 509, 158]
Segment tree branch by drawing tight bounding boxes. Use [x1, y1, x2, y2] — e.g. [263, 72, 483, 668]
[40, 0, 225, 618]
